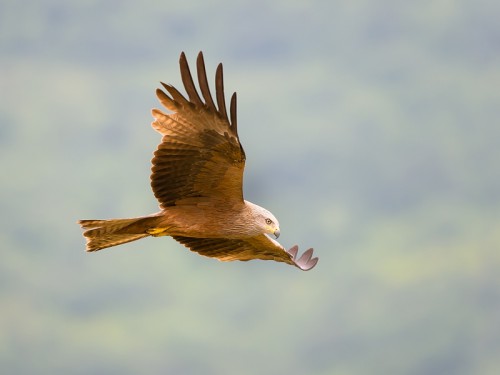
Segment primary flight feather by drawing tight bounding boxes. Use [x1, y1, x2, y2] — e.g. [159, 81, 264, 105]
[78, 52, 318, 271]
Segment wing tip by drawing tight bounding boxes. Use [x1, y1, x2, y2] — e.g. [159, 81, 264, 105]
[286, 246, 318, 271]
[167, 52, 234, 127]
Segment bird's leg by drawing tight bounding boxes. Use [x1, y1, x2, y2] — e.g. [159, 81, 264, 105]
[146, 227, 170, 237]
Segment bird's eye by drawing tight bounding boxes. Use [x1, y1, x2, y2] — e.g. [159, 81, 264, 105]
[265, 218, 273, 225]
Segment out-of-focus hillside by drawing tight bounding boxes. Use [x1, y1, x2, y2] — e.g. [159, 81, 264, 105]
[1, 0, 499, 374]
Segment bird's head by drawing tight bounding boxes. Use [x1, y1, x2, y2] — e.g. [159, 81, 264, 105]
[264, 215, 281, 239]
[247, 202, 281, 239]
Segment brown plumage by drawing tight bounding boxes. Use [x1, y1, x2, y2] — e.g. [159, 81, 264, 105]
[78, 52, 318, 271]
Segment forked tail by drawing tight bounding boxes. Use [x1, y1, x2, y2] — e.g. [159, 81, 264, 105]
[78, 217, 155, 251]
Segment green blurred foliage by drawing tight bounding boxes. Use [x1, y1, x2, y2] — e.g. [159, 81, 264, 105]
[1, 0, 499, 374]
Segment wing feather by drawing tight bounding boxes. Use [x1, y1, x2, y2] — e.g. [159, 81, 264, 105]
[179, 52, 203, 106]
[160, 83, 190, 107]
[151, 52, 245, 208]
[215, 64, 228, 121]
[230, 92, 238, 136]
[172, 235, 318, 271]
[196, 52, 217, 111]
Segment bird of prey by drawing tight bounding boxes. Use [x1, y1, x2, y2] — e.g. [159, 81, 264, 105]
[78, 52, 318, 271]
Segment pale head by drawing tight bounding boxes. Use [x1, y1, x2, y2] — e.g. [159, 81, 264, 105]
[245, 201, 281, 239]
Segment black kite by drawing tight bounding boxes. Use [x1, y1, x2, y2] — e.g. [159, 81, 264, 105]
[78, 52, 318, 271]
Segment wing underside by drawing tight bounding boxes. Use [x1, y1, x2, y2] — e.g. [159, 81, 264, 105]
[172, 234, 318, 271]
[150, 52, 245, 208]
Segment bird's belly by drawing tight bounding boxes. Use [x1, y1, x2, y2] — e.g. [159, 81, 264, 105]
[151, 205, 250, 239]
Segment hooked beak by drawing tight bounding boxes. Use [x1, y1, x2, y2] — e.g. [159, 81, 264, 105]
[274, 228, 280, 239]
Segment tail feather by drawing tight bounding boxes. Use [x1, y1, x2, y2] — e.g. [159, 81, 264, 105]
[78, 217, 152, 252]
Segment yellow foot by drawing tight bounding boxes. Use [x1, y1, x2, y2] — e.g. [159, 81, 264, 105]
[146, 227, 169, 237]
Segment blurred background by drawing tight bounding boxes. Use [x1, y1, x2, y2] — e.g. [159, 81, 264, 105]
[1, 0, 499, 374]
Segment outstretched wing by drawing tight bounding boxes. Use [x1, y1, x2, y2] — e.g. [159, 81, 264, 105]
[172, 234, 318, 271]
[151, 52, 245, 208]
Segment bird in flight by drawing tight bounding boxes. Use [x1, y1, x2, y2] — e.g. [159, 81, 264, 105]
[78, 52, 318, 271]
